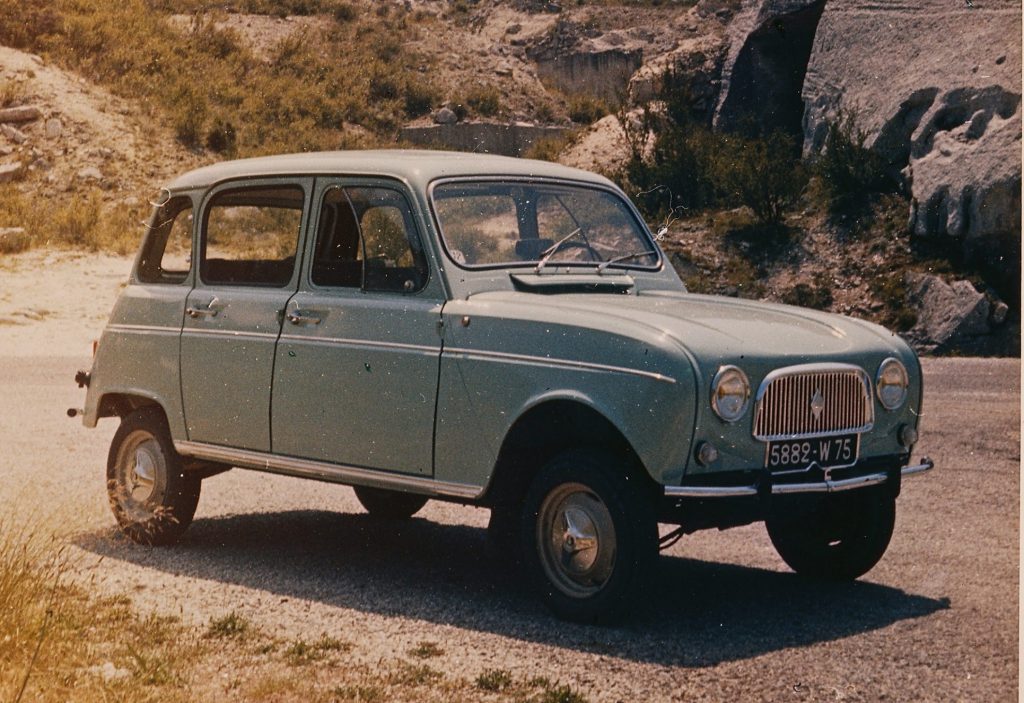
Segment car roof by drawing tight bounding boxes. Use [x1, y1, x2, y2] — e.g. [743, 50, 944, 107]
[164, 149, 615, 192]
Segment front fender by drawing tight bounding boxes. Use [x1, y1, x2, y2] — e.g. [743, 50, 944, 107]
[433, 307, 698, 488]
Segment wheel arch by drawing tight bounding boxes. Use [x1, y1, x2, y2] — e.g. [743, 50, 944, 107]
[96, 392, 167, 423]
[481, 397, 658, 508]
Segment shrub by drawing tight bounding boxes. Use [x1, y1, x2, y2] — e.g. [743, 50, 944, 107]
[716, 131, 807, 226]
[403, 81, 436, 118]
[171, 83, 209, 148]
[567, 94, 608, 125]
[476, 668, 513, 692]
[0, 80, 25, 109]
[466, 85, 501, 117]
[332, 2, 358, 22]
[0, 0, 58, 49]
[206, 118, 237, 154]
[781, 279, 834, 310]
[815, 110, 895, 213]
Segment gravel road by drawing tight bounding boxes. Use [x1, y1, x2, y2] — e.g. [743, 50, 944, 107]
[1, 354, 1017, 702]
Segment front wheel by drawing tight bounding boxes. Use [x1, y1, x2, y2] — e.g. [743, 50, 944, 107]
[106, 408, 200, 545]
[522, 449, 657, 624]
[766, 491, 896, 580]
[353, 486, 428, 519]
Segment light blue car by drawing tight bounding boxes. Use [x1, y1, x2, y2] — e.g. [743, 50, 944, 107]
[75, 151, 932, 622]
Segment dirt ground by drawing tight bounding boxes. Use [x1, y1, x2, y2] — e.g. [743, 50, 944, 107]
[0, 251, 1018, 702]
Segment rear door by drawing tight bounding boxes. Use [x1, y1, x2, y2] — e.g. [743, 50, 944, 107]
[180, 179, 310, 451]
[270, 178, 443, 475]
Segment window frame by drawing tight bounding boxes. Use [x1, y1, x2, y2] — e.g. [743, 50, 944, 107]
[197, 179, 309, 289]
[135, 193, 196, 286]
[308, 182, 431, 295]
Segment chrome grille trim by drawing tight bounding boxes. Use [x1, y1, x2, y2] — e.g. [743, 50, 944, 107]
[753, 363, 874, 441]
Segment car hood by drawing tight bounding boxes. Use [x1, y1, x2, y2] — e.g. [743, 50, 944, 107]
[467, 290, 907, 366]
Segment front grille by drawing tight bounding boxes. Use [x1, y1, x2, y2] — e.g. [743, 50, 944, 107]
[752, 364, 873, 440]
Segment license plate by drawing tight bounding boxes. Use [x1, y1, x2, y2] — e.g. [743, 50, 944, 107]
[765, 433, 860, 472]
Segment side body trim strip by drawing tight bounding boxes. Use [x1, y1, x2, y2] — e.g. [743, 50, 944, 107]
[174, 440, 483, 500]
[443, 347, 676, 385]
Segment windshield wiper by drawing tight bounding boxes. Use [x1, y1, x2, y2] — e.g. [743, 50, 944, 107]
[596, 249, 657, 273]
[534, 227, 582, 273]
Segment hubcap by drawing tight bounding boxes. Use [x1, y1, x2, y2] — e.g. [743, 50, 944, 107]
[537, 483, 616, 598]
[113, 431, 166, 521]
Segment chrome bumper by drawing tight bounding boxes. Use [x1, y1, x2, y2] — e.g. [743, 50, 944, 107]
[665, 457, 934, 499]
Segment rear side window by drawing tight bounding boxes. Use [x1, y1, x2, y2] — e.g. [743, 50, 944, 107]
[202, 185, 304, 287]
[311, 186, 427, 293]
[137, 196, 193, 284]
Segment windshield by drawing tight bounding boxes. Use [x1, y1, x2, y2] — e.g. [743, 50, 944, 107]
[431, 181, 660, 271]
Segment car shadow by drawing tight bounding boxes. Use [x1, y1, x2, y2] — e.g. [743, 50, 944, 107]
[74, 509, 949, 667]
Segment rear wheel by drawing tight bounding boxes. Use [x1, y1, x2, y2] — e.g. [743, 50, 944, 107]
[106, 408, 200, 545]
[353, 486, 428, 519]
[521, 449, 657, 623]
[766, 491, 896, 580]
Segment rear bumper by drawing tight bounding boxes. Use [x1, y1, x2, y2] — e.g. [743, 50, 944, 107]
[664, 457, 934, 499]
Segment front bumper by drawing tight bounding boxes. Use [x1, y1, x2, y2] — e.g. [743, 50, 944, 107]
[665, 456, 934, 499]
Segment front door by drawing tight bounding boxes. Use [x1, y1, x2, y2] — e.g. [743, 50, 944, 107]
[180, 180, 310, 451]
[270, 180, 443, 475]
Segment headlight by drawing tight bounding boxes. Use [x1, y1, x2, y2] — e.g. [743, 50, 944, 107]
[876, 358, 909, 410]
[711, 365, 751, 422]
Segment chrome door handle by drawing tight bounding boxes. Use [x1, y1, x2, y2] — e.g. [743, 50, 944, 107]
[186, 298, 219, 318]
[286, 310, 321, 325]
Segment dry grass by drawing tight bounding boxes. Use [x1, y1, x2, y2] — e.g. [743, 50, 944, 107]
[15, 0, 433, 156]
[0, 187, 147, 255]
[0, 519, 591, 702]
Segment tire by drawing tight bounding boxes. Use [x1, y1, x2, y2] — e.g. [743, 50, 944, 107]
[353, 485, 428, 519]
[106, 407, 200, 546]
[766, 490, 896, 581]
[521, 449, 657, 624]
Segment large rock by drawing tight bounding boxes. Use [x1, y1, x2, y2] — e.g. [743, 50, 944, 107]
[526, 19, 647, 104]
[905, 273, 990, 351]
[713, 0, 826, 138]
[629, 32, 727, 123]
[800, 0, 1021, 270]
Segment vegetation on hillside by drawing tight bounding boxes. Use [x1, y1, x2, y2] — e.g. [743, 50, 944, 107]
[2, 0, 437, 156]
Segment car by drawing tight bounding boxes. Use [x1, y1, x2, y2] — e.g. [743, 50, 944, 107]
[73, 150, 932, 623]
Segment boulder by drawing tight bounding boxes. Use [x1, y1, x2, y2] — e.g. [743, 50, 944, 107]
[0, 162, 23, 184]
[905, 273, 990, 350]
[628, 31, 727, 121]
[0, 105, 41, 124]
[0, 123, 27, 144]
[44, 118, 62, 140]
[800, 0, 1021, 283]
[77, 166, 104, 181]
[433, 107, 458, 125]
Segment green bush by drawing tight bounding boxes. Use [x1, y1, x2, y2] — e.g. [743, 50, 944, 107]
[716, 131, 807, 226]
[815, 111, 896, 213]
[403, 81, 436, 118]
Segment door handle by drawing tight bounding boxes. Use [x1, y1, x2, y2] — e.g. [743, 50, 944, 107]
[286, 310, 321, 325]
[186, 298, 220, 319]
